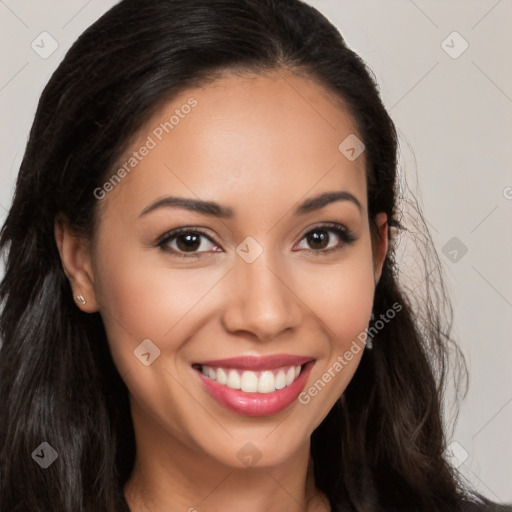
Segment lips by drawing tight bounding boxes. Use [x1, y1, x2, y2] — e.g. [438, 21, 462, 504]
[192, 355, 315, 416]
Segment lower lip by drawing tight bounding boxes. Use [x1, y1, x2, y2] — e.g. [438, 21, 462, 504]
[195, 362, 315, 417]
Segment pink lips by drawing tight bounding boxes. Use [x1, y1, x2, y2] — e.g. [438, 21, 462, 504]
[193, 354, 315, 417]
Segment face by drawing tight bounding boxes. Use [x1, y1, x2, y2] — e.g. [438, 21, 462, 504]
[57, 70, 388, 469]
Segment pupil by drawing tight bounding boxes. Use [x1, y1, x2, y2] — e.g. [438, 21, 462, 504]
[307, 230, 328, 250]
[176, 233, 201, 251]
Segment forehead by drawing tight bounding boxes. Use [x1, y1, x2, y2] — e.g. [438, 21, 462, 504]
[99, 69, 367, 220]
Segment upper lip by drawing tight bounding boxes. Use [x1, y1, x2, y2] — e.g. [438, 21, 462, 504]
[193, 354, 314, 371]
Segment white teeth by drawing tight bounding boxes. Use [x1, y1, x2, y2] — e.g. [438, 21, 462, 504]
[275, 370, 286, 390]
[240, 371, 258, 392]
[199, 364, 304, 393]
[227, 369, 241, 390]
[286, 367, 295, 386]
[216, 368, 227, 385]
[257, 371, 275, 394]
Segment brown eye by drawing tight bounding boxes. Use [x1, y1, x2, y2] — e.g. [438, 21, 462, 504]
[294, 224, 357, 253]
[159, 229, 220, 256]
[175, 232, 202, 252]
[306, 230, 330, 250]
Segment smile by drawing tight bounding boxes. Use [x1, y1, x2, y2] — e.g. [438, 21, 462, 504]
[192, 355, 315, 416]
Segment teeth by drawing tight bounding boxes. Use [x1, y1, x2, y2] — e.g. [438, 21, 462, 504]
[216, 368, 227, 385]
[286, 367, 295, 386]
[275, 370, 286, 390]
[199, 364, 303, 393]
[258, 371, 275, 393]
[227, 369, 241, 390]
[240, 371, 258, 392]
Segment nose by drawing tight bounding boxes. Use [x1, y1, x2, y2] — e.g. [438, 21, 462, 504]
[221, 253, 303, 342]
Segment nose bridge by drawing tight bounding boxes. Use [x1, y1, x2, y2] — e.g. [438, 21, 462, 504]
[221, 245, 301, 340]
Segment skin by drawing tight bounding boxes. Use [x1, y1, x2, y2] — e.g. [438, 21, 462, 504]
[55, 69, 388, 512]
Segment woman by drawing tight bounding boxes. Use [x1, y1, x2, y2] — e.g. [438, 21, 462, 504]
[0, 1, 509, 511]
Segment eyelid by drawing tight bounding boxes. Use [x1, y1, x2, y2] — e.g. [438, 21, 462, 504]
[297, 221, 355, 241]
[156, 226, 219, 245]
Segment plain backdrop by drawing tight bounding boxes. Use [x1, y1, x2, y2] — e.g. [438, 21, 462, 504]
[0, 0, 510, 503]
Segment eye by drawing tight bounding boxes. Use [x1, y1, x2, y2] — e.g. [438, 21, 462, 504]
[294, 223, 357, 253]
[158, 228, 221, 257]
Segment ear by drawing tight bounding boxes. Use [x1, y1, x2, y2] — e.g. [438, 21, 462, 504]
[372, 212, 388, 286]
[54, 214, 99, 312]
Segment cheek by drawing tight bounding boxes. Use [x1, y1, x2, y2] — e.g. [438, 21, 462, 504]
[91, 235, 228, 374]
[292, 244, 375, 417]
[294, 244, 375, 341]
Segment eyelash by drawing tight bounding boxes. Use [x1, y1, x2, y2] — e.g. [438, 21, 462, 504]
[156, 223, 357, 259]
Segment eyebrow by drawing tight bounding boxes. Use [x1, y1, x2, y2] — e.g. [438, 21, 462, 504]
[294, 191, 362, 215]
[139, 190, 362, 218]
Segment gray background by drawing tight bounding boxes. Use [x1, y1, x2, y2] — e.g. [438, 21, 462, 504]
[0, 0, 510, 502]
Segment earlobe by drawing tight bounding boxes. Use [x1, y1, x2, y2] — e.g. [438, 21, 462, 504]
[373, 212, 389, 286]
[54, 214, 99, 312]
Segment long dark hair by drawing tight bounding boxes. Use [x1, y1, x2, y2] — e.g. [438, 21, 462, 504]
[0, 1, 508, 511]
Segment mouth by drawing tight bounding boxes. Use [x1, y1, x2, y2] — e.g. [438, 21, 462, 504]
[192, 355, 315, 416]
